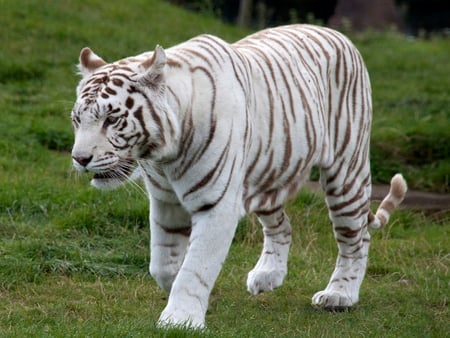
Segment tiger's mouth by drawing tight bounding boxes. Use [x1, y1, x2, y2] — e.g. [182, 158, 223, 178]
[93, 171, 126, 180]
[92, 164, 134, 180]
[90, 160, 137, 189]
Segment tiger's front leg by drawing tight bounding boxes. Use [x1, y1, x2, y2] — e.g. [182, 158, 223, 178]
[149, 197, 191, 293]
[157, 208, 239, 329]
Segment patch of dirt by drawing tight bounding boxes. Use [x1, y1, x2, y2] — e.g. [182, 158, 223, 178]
[305, 182, 450, 212]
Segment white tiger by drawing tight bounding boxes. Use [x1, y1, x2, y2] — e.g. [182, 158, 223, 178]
[71, 24, 407, 329]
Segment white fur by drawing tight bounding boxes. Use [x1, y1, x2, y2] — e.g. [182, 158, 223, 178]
[71, 25, 407, 329]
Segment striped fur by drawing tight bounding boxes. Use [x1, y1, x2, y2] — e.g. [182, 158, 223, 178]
[71, 24, 407, 328]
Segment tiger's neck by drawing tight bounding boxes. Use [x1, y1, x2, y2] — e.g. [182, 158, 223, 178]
[137, 49, 201, 163]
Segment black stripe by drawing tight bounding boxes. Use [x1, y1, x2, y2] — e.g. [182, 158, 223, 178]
[193, 157, 237, 214]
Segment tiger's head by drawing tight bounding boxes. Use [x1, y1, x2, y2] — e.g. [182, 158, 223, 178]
[71, 46, 180, 189]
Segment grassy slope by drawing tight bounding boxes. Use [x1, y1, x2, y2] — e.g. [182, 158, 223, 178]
[0, 0, 448, 337]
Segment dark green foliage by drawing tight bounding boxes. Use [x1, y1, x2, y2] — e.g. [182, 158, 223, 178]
[32, 127, 74, 151]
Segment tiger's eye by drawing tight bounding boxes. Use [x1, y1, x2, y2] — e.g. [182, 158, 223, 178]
[109, 116, 119, 123]
[104, 115, 119, 127]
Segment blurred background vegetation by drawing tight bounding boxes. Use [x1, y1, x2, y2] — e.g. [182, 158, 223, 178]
[170, 0, 450, 35]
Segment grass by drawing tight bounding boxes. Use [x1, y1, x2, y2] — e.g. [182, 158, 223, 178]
[0, 0, 448, 337]
[356, 31, 450, 192]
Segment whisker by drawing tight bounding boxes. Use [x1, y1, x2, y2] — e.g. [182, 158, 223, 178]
[124, 178, 147, 197]
[118, 161, 147, 197]
[67, 164, 90, 185]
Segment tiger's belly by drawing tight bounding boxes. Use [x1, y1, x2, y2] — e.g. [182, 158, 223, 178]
[243, 136, 323, 213]
[243, 172, 311, 214]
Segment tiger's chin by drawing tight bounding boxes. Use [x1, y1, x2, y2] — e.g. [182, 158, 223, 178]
[90, 175, 127, 190]
[90, 165, 142, 190]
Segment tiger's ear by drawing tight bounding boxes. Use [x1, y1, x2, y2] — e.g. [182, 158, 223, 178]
[78, 47, 107, 77]
[137, 45, 166, 88]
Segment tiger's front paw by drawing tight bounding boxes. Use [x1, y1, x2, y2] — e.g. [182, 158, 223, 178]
[157, 305, 205, 330]
[247, 268, 286, 295]
[311, 290, 355, 311]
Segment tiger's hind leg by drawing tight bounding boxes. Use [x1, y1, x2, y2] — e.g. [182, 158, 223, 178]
[247, 206, 292, 295]
[312, 168, 372, 310]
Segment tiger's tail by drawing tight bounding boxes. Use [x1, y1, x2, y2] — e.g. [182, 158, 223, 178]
[368, 174, 407, 230]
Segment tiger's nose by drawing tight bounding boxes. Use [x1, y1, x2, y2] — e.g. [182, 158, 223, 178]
[72, 155, 93, 167]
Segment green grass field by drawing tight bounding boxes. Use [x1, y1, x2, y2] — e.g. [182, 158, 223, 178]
[0, 1, 448, 336]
